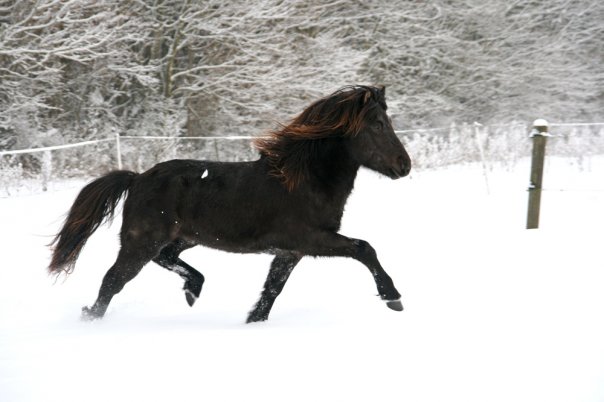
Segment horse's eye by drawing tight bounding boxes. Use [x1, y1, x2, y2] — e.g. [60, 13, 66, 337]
[376, 121, 384, 131]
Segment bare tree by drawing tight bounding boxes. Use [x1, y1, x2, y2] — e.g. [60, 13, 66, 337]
[360, 0, 603, 126]
[0, 0, 601, 158]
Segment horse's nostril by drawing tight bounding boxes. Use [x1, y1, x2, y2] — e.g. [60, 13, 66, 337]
[396, 154, 411, 176]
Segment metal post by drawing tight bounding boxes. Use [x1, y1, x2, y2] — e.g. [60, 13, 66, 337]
[115, 132, 123, 170]
[526, 119, 550, 229]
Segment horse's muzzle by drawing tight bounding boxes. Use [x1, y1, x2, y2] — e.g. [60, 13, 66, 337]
[389, 154, 411, 179]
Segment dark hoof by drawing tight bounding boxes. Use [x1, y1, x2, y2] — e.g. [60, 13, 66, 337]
[185, 290, 198, 307]
[246, 313, 268, 324]
[386, 299, 404, 311]
[81, 306, 102, 321]
[184, 280, 202, 307]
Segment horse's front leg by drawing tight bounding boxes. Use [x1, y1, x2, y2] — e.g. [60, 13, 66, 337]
[247, 251, 302, 323]
[306, 232, 403, 311]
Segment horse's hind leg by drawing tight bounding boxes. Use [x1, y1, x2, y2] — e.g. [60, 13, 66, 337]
[82, 243, 159, 320]
[247, 252, 302, 323]
[153, 240, 204, 307]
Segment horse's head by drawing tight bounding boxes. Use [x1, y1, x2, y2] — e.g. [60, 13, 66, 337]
[346, 86, 411, 179]
[255, 85, 411, 190]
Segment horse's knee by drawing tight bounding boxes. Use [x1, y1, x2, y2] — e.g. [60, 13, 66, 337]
[153, 251, 174, 268]
[353, 239, 377, 260]
[156, 242, 179, 263]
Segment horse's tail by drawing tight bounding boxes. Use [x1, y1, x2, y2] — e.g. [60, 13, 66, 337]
[48, 170, 137, 275]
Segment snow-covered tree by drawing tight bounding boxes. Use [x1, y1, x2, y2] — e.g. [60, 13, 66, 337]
[0, 0, 601, 165]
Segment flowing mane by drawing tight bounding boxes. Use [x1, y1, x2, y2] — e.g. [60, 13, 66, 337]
[254, 85, 387, 191]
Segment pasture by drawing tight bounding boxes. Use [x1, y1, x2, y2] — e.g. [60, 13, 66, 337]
[1, 157, 603, 402]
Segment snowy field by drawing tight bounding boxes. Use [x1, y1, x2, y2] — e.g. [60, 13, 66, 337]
[1, 157, 603, 402]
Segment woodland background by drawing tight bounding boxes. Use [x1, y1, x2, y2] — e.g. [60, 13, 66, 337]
[0, 0, 603, 177]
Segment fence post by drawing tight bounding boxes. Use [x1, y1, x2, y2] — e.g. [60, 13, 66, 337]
[42, 150, 52, 192]
[115, 132, 123, 170]
[473, 122, 490, 194]
[526, 119, 550, 229]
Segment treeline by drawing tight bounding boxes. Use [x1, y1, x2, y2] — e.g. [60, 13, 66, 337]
[1, 0, 602, 151]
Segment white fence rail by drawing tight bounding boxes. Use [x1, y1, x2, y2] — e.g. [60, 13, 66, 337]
[1, 122, 603, 197]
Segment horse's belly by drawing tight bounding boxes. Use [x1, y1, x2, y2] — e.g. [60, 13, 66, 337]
[179, 219, 271, 254]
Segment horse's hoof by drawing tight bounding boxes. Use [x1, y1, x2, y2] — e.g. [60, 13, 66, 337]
[81, 306, 101, 321]
[184, 280, 202, 307]
[386, 299, 404, 311]
[185, 290, 198, 307]
[246, 312, 268, 324]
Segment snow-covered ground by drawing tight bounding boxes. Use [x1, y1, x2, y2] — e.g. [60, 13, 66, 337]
[1, 157, 603, 402]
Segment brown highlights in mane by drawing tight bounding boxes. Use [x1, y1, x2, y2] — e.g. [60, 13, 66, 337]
[254, 85, 386, 191]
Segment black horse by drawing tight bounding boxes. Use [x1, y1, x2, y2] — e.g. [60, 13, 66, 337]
[49, 85, 411, 323]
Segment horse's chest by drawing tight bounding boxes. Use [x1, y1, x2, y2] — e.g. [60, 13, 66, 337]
[303, 192, 348, 231]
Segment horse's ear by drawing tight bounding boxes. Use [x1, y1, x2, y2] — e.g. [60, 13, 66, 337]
[377, 85, 386, 98]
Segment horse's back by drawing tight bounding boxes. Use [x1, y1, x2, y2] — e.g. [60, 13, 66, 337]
[119, 157, 351, 253]
[121, 158, 286, 251]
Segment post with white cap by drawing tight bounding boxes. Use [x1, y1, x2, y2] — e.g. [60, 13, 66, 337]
[526, 119, 550, 229]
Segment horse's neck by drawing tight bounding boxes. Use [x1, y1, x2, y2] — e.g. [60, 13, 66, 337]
[257, 136, 359, 197]
[305, 137, 359, 198]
